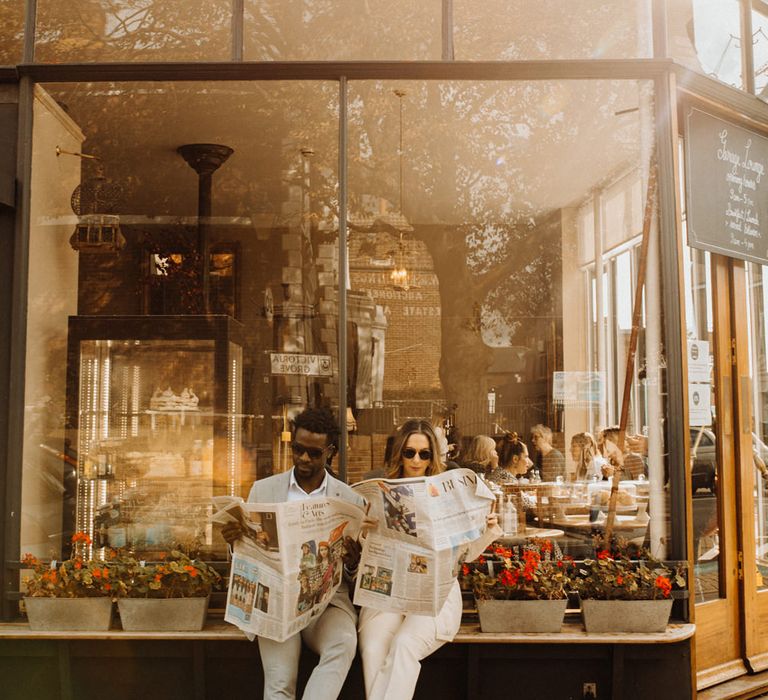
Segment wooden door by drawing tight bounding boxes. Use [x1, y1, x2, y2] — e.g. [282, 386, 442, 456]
[736, 260, 768, 672]
[687, 251, 747, 689]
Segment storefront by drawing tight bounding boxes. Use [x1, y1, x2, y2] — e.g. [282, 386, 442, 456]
[4, 1, 768, 697]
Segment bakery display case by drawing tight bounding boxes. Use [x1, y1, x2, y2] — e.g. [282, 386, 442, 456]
[64, 315, 249, 560]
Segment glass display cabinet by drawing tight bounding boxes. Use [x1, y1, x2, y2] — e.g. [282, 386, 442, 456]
[64, 315, 248, 560]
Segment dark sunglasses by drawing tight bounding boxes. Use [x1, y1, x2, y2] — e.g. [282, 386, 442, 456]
[291, 441, 328, 460]
[402, 447, 432, 461]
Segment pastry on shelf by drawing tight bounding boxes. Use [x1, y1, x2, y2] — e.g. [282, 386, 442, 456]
[149, 386, 200, 411]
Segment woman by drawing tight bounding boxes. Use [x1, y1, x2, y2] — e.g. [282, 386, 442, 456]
[570, 431, 606, 481]
[358, 419, 497, 700]
[488, 433, 533, 484]
[461, 434, 499, 476]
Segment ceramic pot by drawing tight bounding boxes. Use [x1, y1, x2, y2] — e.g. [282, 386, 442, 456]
[24, 596, 113, 631]
[581, 598, 673, 633]
[476, 598, 567, 633]
[117, 595, 209, 631]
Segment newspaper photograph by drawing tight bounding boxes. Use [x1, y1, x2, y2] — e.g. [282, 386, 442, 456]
[351, 468, 497, 615]
[217, 496, 366, 642]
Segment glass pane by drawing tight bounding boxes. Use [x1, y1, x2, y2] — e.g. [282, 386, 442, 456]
[0, 0, 24, 64]
[753, 11, 768, 99]
[244, 0, 442, 60]
[454, 0, 653, 60]
[684, 246, 721, 603]
[346, 79, 666, 560]
[746, 264, 768, 592]
[668, 0, 743, 90]
[35, 0, 232, 63]
[25, 80, 338, 560]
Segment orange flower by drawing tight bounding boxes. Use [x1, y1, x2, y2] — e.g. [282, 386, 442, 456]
[616, 575, 624, 585]
[104, 583, 111, 591]
[74, 561, 82, 570]
[92, 568, 102, 579]
[102, 568, 109, 579]
[21, 553, 38, 566]
[461, 564, 470, 577]
[654, 575, 672, 598]
[154, 574, 162, 582]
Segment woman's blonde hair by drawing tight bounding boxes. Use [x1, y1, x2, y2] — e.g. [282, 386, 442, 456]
[463, 435, 497, 468]
[571, 432, 598, 480]
[386, 419, 445, 478]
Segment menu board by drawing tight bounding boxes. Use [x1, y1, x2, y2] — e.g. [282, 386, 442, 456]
[685, 107, 768, 265]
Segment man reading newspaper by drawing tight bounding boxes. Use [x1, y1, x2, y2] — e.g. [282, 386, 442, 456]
[221, 407, 366, 700]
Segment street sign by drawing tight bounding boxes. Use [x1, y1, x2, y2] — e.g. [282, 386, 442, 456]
[270, 353, 333, 377]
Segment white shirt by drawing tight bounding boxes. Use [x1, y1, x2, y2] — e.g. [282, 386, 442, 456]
[286, 466, 329, 501]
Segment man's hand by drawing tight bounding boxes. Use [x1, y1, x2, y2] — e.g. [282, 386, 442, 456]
[220, 521, 245, 546]
[342, 536, 362, 571]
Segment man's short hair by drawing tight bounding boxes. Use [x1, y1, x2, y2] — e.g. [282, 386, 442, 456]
[531, 424, 552, 442]
[293, 407, 340, 449]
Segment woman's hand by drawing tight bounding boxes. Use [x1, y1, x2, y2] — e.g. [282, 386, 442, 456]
[359, 514, 379, 539]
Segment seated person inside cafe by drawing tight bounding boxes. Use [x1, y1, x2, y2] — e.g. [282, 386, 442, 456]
[358, 419, 498, 700]
[221, 407, 366, 700]
[570, 431, 607, 482]
[460, 434, 499, 475]
[530, 423, 566, 482]
[598, 426, 647, 480]
[488, 432, 533, 484]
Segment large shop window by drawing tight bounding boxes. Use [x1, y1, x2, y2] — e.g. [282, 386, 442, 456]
[453, 0, 653, 60]
[34, 0, 233, 62]
[0, 0, 24, 65]
[24, 81, 339, 559]
[668, 0, 744, 90]
[23, 77, 668, 564]
[345, 79, 668, 559]
[243, 0, 442, 61]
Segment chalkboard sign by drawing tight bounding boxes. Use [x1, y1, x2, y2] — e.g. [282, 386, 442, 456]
[685, 107, 768, 265]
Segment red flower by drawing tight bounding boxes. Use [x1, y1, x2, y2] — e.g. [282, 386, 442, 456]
[497, 569, 515, 587]
[616, 575, 624, 585]
[655, 575, 672, 598]
[461, 564, 470, 577]
[92, 569, 101, 579]
[597, 550, 612, 560]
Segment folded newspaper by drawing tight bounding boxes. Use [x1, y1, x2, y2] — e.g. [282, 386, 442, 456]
[351, 468, 498, 615]
[214, 468, 497, 641]
[212, 495, 366, 642]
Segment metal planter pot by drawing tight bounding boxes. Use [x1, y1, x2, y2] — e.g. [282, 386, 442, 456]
[24, 596, 114, 631]
[581, 598, 673, 633]
[476, 598, 567, 633]
[117, 596, 209, 631]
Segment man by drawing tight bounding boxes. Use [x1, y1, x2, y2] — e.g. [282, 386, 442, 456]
[598, 426, 647, 480]
[530, 424, 565, 482]
[222, 407, 364, 700]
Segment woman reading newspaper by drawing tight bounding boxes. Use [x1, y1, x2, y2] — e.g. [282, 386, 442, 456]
[358, 419, 498, 700]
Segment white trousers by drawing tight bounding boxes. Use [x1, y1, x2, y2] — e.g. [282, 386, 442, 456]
[257, 604, 357, 700]
[357, 581, 462, 700]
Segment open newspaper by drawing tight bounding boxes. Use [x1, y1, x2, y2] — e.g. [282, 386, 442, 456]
[211, 495, 365, 642]
[351, 468, 498, 616]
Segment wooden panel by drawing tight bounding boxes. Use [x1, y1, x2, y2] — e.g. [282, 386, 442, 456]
[694, 254, 743, 679]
